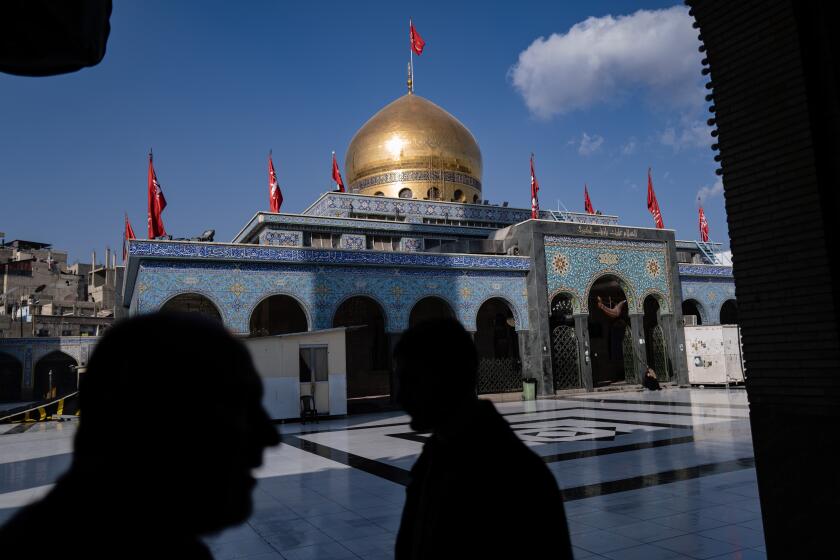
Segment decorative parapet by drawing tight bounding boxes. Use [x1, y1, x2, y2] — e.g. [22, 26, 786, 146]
[259, 229, 303, 247]
[400, 237, 422, 252]
[678, 263, 733, 277]
[340, 234, 365, 250]
[128, 240, 530, 271]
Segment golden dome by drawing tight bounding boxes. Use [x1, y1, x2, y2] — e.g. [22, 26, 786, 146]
[345, 93, 482, 202]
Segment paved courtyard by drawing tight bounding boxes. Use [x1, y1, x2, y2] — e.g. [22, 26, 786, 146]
[0, 388, 765, 559]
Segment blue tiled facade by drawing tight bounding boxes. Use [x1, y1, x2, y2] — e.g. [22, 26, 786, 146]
[543, 235, 672, 313]
[259, 229, 304, 247]
[134, 261, 529, 334]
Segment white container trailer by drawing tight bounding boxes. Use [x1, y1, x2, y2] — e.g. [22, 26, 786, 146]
[684, 325, 745, 385]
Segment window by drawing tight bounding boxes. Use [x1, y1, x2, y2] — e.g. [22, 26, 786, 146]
[399, 188, 412, 199]
[308, 233, 339, 249]
[426, 187, 441, 200]
[80, 325, 97, 336]
[367, 236, 398, 251]
[299, 346, 328, 383]
[453, 189, 464, 202]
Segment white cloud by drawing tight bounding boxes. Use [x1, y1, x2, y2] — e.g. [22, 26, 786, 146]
[621, 137, 637, 155]
[510, 6, 704, 119]
[697, 177, 723, 202]
[578, 132, 604, 156]
[660, 115, 713, 151]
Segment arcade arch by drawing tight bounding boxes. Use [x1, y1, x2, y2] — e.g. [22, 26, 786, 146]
[682, 299, 705, 325]
[249, 294, 308, 336]
[33, 351, 78, 400]
[332, 296, 390, 402]
[0, 352, 23, 402]
[408, 296, 455, 328]
[549, 293, 581, 390]
[587, 275, 633, 386]
[643, 295, 671, 381]
[161, 293, 222, 322]
[474, 298, 520, 394]
[720, 299, 738, 325]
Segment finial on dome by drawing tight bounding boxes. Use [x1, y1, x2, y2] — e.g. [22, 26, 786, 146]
[406, 61, 413, 94]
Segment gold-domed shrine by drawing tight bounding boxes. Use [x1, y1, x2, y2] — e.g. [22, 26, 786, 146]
[345, 93, 482, 202]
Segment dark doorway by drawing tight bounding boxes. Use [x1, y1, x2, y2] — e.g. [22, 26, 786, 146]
[33, 351, 78, 400]
[549, 294, 580, 390]
[408, 296, 455, 328]
[249, 295, 308, 336]
[475, 298, 521, 394]
[332, 296, 390, 403]
[0, 353, 23, 402]
[720, 299, 738, 325]
[161, 293, 222, 322]
[682, 299, 703, 325]
[587, 276, 630, 386]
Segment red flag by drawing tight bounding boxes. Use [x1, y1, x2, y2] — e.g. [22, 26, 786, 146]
[269, 152, 283, 212]
[409, 19, 425, 55]
[530, 154, 540, 219]
[698, 205, 710, 242]
[147, 152, 167, 238]
[584, 184, 595, 214]
[646, 168, 664, 229]
[332, 152, 345, 192]
[123, 213, 136, 262]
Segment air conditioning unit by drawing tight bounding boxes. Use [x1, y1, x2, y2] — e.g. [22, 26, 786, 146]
[684, 315, 698, 326]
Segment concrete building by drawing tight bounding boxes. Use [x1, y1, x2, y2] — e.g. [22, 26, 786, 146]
[0, 239, 123, 402]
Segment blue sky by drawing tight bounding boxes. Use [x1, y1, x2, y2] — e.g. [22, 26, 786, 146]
[0, 0, 725, 263]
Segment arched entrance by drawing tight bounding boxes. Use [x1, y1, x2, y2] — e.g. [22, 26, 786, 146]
[0, 353, 23, 402]
[161, 293, 222, 322]
[474, 298, 521, 394]
[588, 276, 632, 387]
[408, 296, 455, 328]
[643, 295, 671, 381]
[720, 299, 738, 325]
[549, 293, 580, 390]
[332, 296, 390, 402]
[682, 299, 704, 325]
[33, 351, 78, 400]
[249, 294, 308, 336]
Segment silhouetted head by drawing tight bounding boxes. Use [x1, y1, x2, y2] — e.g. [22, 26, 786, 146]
[73, 312, 279, 535]
[394, 318, 477, 432]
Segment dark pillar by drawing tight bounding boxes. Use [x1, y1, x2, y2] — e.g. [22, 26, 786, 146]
[387, 332, 401, 404]
[628, 313, 645, 383]
[689, 1, 840, 555]
[573, 314, 593, 391]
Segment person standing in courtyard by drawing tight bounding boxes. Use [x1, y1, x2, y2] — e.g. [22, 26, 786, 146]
[393, 318, 573, 559]
[0, 312, 280, 558]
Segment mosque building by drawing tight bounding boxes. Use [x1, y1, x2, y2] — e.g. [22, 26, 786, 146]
[116, 82, 737, 406]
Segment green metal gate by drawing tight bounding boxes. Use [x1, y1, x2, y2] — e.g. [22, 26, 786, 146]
[551, 325, 581, 390]
[651, 324, 671, 381]
[622, 326, 639, 384]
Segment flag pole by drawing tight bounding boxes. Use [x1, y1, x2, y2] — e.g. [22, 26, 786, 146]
[409, 17, 414, 93]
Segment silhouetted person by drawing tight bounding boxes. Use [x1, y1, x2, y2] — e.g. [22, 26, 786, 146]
[394, 318, 573, 559]
[0, 312, 279, 558]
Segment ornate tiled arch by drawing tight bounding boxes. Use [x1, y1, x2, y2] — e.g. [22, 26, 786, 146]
[329, 292, 393, 332]
[640, 289, 672, 314]
[405, 294, 459, 322]
[472, 294, 524, 332]
[548, 288, 584, 315]
[682, 298, 709, 325]
[583, 270, 639, 313]
[160, 290, 228, 324]
[247, 291, 313, 332]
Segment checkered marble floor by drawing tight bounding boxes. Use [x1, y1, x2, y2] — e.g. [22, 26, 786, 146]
[0, 388, 765, 559]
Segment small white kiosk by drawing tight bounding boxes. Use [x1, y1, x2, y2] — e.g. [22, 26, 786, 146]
[243, 327, 349, 420]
